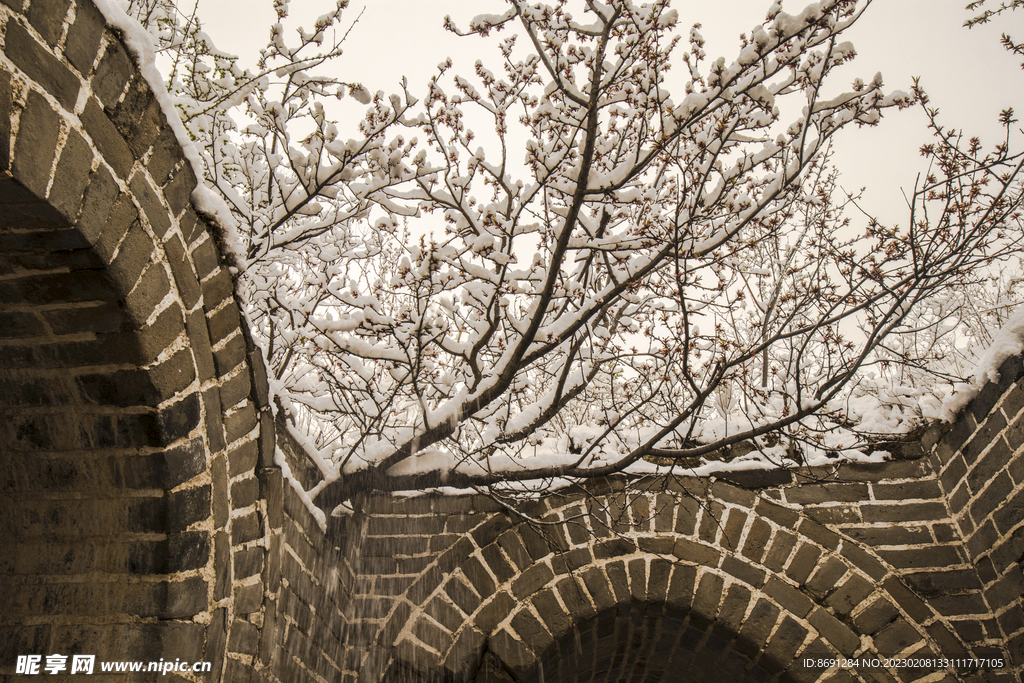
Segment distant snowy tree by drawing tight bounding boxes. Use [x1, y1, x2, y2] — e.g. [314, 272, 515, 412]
[127, 0, 1024, 513]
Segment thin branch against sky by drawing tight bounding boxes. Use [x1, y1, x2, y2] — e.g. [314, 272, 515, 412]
[196, 0, 1023, 223]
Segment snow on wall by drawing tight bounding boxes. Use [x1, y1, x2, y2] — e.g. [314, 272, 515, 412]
[91, 0, 245, 261]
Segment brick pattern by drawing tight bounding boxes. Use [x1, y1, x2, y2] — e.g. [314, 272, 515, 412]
[2, 1, 1023, 682]
[926, 354, 1024, 674]
[349, 474, 983, 683]
[0, 1, 277, 679]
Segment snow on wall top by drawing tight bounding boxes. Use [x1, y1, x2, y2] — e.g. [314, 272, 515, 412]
[91, 0, 244, 261]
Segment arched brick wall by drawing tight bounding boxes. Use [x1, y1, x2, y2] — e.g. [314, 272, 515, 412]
[0, 0, 280, 677]
[348, 465, 997, 683]
[925, 354, 1024, 670]
[1, 2, 1023, 682]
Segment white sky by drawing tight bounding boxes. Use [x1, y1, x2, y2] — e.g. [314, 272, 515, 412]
[197, 0, 1024, 224]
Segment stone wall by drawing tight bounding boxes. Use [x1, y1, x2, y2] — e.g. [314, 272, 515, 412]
[0, 1, 1022, 682]
[334, 458, 1008, 682]
[0, 0, 278, 677]
[926, 354, 1024, 668]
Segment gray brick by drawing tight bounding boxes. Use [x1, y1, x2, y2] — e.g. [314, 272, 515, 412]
[970, 471, 1014, 524]
[797, 517, 841, 550]
[0, 71, 10, 171]
[992, 485, 1024, 534]
[712, 480, 756, 507]
[510, 609, 553, 652]
[880, 577, 930, 623]
[594, 537, 634, 559]
[805, 556, 847, 598]
[214, 333, 246, 377]
[872, 618, 921, 656]
[876, 545, 964, 570]
[122, 95, 163, 158]
[108, 220, 154, 291]
[722, 554, 766, 587]
[75, 165, 120, 248]
[764, 530, 797, 572]
[604, 560, 630, 604]
[763, 575, 813, 618]
[64, 0, 105, 73]
[412, 616, 451, 653]
[164, 233, 201, 308]
[531, 588, 571, 638]
[480, 543, 514, 584]
[231, 511, 261, 546]
[861, 502, 949, 524]
[826, 573, 874, 616]
[129, 172, 171, 238]
[690, 572, 724, 621]
[475, 590, 515, 633]
[81, 98, 133, 178]
[740, 518, 773, 563]
[49, 129, 94, 221]
[627, 557, 646, 602]
[786, 543, 822, 585]
[755, 498, 800, 528]
[837, 459, 932, 482]
[162, 163, 196, 215]
[202, 268, 235, 310]
[460, 555, 495, 598]
[842, 525, 931, 546]
[786, 483, 869, 505]
[665, 564, 696, 612]
[6, 21, 80, 109]
[852, 597, 898, 634]
[964, 410, 1007, 464]
[718, 582, 751, 633]
[510, 562, 553, 600]
[672, 538, 721, 566]
[806, 507, 864, 528]
[444, 575, 480, 615]
[969, 445, 1014, 501]
[808, 607, 859, 654]
[12, 90, 60, 198]
[554, 576, 595, 623]
[147, 128, 183, 186]
[763, 615, 808, 668]
[697, 499, 724, 543]
[739, 598, 782, 652]
[28, 0, 71, 47]
[722, 506, 748, 550]
[871, 479, 942, 500]
[673, 495, 700, 535]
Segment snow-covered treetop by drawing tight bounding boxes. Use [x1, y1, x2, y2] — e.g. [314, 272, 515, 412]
[119, 0, 1024, 513]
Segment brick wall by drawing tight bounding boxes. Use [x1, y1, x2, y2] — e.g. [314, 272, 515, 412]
[0, 0, 277, 678]
[925, 354, 1024, 669]
[1, 1, 1023, 682]
[340, 464, 1006, 683]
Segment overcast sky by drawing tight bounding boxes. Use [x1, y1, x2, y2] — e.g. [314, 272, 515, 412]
[197, 0, 1024, 223]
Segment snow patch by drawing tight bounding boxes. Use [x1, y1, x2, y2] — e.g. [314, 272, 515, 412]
[90, 0, 245, 262]
[275, 445, 326, 532]
[938, 305, 1024, 421]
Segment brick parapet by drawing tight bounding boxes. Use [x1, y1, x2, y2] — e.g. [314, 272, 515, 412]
[339, 460, 1002, 682]
[924, 353, 1024, 672]
[0, 0, 275, 678]
[1, 0, 1023, 680]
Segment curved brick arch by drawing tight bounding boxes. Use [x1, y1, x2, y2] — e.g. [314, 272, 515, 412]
[372, 478, 959, 683]
[0, 1, 275, 677]
[2, 1, 1023, 681]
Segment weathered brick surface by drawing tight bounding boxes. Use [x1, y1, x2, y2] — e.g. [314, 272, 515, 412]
[2, 1, 1023, 681]
[0, 2, 288, 681]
